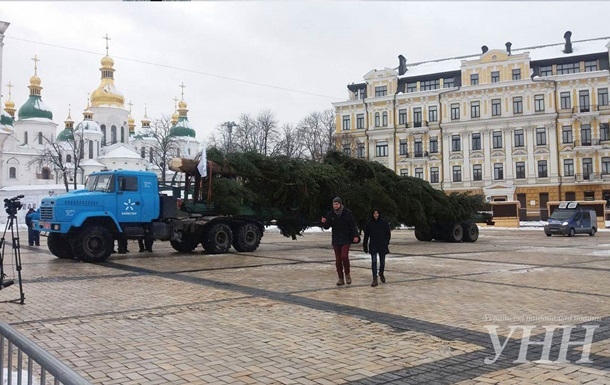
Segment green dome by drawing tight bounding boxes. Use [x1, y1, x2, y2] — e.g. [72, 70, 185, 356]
[56, 128, 74, 142]
[18, 96, 53, 120]
[169, 116, 196, 138]
[0, 109, 13, 127]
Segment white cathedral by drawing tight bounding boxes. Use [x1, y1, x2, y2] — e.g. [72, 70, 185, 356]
[0, 36, 200, 219]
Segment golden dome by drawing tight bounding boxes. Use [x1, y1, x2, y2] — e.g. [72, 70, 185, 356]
[178, 100, 187, 109]
[101, 55, 114, 67]
[90, 81, 124, 108]
[5, 99, 14, 109]
[29, 75, 41, 86]
[128, 114, 135, 124]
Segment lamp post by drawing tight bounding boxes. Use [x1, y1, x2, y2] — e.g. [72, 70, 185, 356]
[226, 121, 237, 154]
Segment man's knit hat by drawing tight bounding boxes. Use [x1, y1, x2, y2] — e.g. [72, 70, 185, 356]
[332, 197, 342, 205]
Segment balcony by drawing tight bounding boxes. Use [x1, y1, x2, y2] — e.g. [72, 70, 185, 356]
[575, 173, 602, 182]
[574, 139, 600, 147]
[572, 105, 600, 123]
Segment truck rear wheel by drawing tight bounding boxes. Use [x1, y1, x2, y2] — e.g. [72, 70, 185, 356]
[48, 233, 75, 259]
[414, 227, 433, 241]
[446, 223, 463, 242]
[202, 223, 232, 254]
[170, 235, 198, 253]
[462, 222, 479, 242]
[72, 226, 113, 263]
[232, 223, 262, 252]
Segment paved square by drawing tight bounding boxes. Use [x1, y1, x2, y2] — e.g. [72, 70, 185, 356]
[2, 227, 609, 384]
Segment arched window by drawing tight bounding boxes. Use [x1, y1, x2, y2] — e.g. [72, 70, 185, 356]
[140, 147, 146, 158]
[38, 132, 43, 144]
[177, 148, 181, 157]
[66, 154, 72, 163]
[80, 139, 85, 159]
[111, 125, 117, 144]
[382, 112, 388, 126]
[101, 125, 106, 145]
[24, 132, 28, 144]
[121, 127, 125, 143]
[89, 141, 94, 159]
[149, 148, 153, 163]
[41, 167, 51, 180]
[374, 113, 380, 127]
[9, 167, 16, 179]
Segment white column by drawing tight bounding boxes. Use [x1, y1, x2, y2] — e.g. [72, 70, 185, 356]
[442, 133, 451, 185]
[462, 131, 471, 182]
[504, 127, 513, 180]
[526, 126, 536, 179]
[547, 123, 559, 179]
[482, 129, 492, 181]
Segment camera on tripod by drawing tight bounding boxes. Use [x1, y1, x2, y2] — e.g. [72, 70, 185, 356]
[4, 195, 24, 216]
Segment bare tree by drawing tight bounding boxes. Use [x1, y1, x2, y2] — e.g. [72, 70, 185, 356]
[208, 121, 238, 154]
[297, 108, 336, 161]
[143, 115, 179, 182]
[276, 123, 305, 158]
[255, 109, 279, 156]
[337, 132, 358, 157]
[28, 132, 85, 192]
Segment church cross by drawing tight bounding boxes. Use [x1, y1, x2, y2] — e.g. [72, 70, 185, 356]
[31, 55, 39, 75]
[103, 34, 111, 55]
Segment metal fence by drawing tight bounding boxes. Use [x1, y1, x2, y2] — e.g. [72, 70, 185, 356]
[0, 321, 91, 385]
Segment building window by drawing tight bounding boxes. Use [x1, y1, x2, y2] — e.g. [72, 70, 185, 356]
[491, 71, 500, 83]
[491, 98, 501, 116]
[66, 154, 72, 163]
[400, 169, 409, 177]
[421, 79, 439, 91]
[470, 73, 479, 85]
[451, 103, 460, 120]
[428, 105, 438, 122]
[557, 63, 580, 75]
[399, 139, 408, 156]
[562, 126, 573, 143]
[38, 132, 43, 144]
[413, 108, 422, 127]
[581, 124, 592, 145]
[540, 65, 552, 76]
[512, 68, 521, 80]
[471, 133, 481, 151]
[415, 168, 424, 179]
[356, 89, 365, 100]
[382, 112, 388, 126]
[492, 131, 503, 149]
[149, 148, 154, 163]
[398, 109, 407, 125]
[374, 112, 380, 127]
[514, 129, 524, 147]
[451, 135, 461, 151]
[538, 160, 548, 178]
[406, 83, 417, 93]
[9, 167, 16, 179]
[376, 141, 388, 157]
[472, 164, 482, 181]
[356, 114, 364, 129]
[494, 163, 504, 180]
[430, 167, 439, 183]
[598, 88, 608, 107]
[342, 145, 351, 156]
[564, 159, 574, 177]
[414, 140, 423, 157]
[601, 123, 610, 141]
[579, 90, 590, 112]
[41, 167, 51, 180]
[602, 157, 610, 175]
[357, 144, 365, 158]
[536, 127, 547, 146]
[443, 77, 455, 88]
[585, 60, 598, 72]
[23, 131, 28, 144]
[111, 125, 117, 144]
[88, 141, 94, 159]
[375, 86, 387, 97]
[342, 116, 350, 130]
[101, 125, 106, 145]
[429, 137, 438, 153]
[560, 92, 571, 110]
[583, 158, 593, 179]
[516, 162, 526, 179]
[513, 96, 523, 114]
[470, 101, 480, 118]
[534, 94, 545, 112]
[121, 127, 125, 143]
[452, 166, 462, 182]
[140, 147, 146, 158]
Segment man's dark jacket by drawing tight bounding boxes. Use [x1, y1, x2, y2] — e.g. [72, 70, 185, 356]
[323, 208, 359, 246]
[363, 214, 391, 254]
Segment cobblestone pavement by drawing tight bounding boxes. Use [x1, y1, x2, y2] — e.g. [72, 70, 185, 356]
[2, 227, 610, 384]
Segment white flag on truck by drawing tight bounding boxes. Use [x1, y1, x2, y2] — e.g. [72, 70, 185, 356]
[197, 147, 207, 177]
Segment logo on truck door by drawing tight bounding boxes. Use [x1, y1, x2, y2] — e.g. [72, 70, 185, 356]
[122, 199, 137, 215]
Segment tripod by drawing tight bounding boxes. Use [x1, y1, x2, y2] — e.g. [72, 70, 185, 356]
[0, 207, 25, 305]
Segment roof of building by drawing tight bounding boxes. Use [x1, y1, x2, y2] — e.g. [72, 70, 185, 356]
[17, 95, 53, 120]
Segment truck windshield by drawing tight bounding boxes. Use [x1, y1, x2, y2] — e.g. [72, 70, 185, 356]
[549, 210, 575, 220]
[87, 175, 115, 192]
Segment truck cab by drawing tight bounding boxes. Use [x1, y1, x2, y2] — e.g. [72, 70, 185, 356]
[544, 201, 597, 237]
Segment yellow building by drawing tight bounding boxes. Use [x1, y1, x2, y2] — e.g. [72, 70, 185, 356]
[333, 32, 610, 220]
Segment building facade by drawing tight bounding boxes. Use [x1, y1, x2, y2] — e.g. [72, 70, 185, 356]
[333, 32, 610, 220]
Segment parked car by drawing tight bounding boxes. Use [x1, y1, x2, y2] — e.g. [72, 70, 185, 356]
[544, 201, 597, 237]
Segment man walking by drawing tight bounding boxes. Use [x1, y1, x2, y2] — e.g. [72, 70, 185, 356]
[363, 209, 391, 287]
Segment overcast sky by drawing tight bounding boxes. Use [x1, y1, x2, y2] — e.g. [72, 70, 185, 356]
[1, 2, 610, 142]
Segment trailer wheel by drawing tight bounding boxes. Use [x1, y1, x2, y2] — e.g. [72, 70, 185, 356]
[568, 227, 575, 237]
[72, 226, 113, 263]
[414, 227, 433, 241]
[48, 233, 75, 259]
[462, 222, 479, 242]
[202, 223, 233, 254]
[447, 223, 463, 242]
[590, 227, 596, 236]
[170, 235, 198, 253]
[232, 223, 262, 252]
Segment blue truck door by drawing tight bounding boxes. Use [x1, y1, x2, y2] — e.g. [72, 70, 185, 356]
[117, 175, 142, 223]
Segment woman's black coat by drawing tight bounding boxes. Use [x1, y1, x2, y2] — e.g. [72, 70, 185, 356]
[363, 215, 391, 255]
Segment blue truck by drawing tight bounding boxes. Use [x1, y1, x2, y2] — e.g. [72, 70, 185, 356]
[33, 169, 265, 262]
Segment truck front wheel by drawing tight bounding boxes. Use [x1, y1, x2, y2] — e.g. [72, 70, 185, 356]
[170, 235, 198, 253]
[72, 226, 113, 263]
[202, 223, 233, 254]
[48, 233, 75, 259]
[414, 227, 433, 241]
[232, 223, 262, 252]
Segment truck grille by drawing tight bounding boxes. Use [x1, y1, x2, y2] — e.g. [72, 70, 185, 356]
[40, 207, 54, 220]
